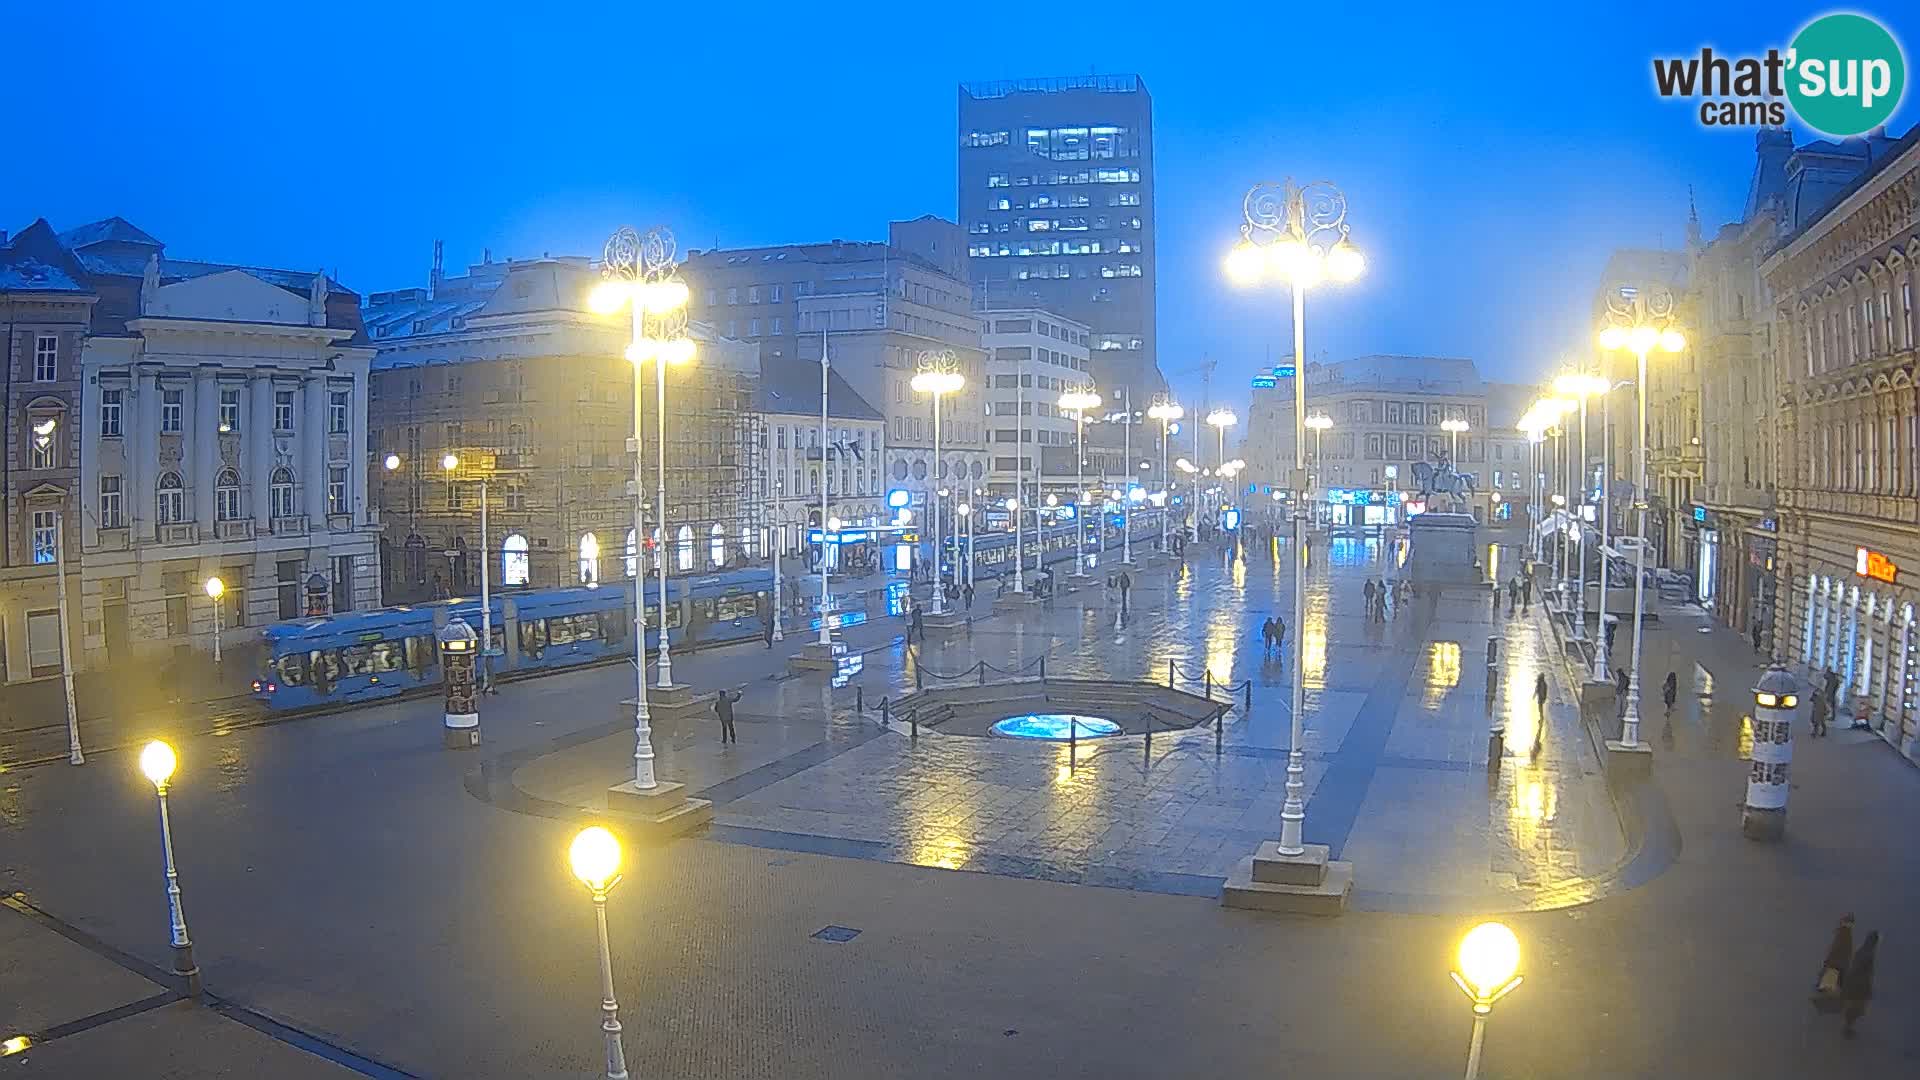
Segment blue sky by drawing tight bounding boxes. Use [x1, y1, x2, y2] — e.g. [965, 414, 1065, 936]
[6, 2, 1912, 416]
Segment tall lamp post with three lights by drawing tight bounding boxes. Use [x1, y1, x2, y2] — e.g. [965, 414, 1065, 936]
[1059, 387, 1103, 576]
[912, 351, 966, 614]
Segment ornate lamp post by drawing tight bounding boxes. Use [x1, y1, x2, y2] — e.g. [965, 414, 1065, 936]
[1441, 417, 1469, 464]
[590, 225, 694, 789]
[912, 350, 965, 614]
[1304, 413, 1333, 527]
[568, 826, 629, 1080]
[204, 576, 225, 668]
[1224, 178, 1363, 862]
[1554, 373, 1608, 644]
[1597, 285, 1686, 751]
[1147, 397, 1184, 552]
[1058, 387, 1103, 576]
[1449, 922, 1524, 1080]
[138, 740, 200, 997]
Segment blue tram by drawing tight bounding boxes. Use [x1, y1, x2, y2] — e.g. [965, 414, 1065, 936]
[251, 568, 772, 713]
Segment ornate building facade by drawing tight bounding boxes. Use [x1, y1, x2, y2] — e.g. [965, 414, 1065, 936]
[1765, 127, 1920, 761]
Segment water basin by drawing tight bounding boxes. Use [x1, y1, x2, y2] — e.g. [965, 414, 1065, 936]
[990, 713, 1121, 741]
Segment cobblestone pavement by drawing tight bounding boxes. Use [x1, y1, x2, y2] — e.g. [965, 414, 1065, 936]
[0, 537, 1914, 1078]
[503, 537, 1627, 911]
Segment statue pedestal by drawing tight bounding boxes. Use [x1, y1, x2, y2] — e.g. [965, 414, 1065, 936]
[1406, 511, 1483, 587]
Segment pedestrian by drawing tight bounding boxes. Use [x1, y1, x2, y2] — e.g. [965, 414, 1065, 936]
[1534, 672, 1548, 717]
[763, 614, 775, 649]
[1273, 616, 1287, 657]
[1751, 622, 1765, 654]
[1614, 667, 1631, 721]
[1364, 579, 1377, 620]
[1261, 618, 1275, 657]
[1118, 570, 1132, 614]
[1662, 670, 1679, 716]
[909, 602, 925, 645]
[713, 688, 741, 744]
[1823, 669, 1842, 719]
[1521, 575, 1533, 612]
[1810, 691, 1830, 737]
[1507, 577, 1519, 616]
[963, 582, 975, 611]
[1841, 930, 1879, 1038]
[1815, 914, 1855, 997]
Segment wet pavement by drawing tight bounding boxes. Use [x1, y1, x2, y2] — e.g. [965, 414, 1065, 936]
[1, 535, 1916, 1078]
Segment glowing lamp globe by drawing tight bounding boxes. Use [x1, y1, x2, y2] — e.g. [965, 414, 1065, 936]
[1457, 922, 1520, 1000]
[1629, 326, 1659, 353]
[441, 453, 459, 472]
[1659, 329, 1686, 353]
[383, 453, 401, 471]
[1325, 241, 1365, 282]
[661, 338, 697, 366]
[204, 576, 224, 600]
[1597, 326, 1627, 350]
[1224, 241, 1264, 286]
[139, 740, 177, 787]
[569, 826, 622, 891]
[587, 280, 629, 316]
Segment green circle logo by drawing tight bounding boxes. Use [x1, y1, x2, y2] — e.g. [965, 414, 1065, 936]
[1787, 13, 1906, 137]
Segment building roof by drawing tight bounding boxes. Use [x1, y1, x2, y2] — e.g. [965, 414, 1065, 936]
[959, 74, 1145, 99]
[55, 215, 163, 252]
[683, 238, 953, 281]
[0, 219, 92, 294]
[1307, 355, 1484, 394]
[1774, 124, 1918, 251]
[758, 358, 882, 422]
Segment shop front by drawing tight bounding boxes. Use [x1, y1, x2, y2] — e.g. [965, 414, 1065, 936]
[1796, 543, 1919, 757]
[1322, 488, 1402, 537]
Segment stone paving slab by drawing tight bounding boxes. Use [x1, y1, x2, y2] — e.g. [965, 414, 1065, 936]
[1, 1000, 364, 1079]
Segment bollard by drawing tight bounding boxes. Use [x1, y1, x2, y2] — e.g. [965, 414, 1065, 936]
[1242, 680, 1252, 713]
[880, 696, 890, 728]
[977, 660, 986, 686]
[1144, 717, 1153, 764]
[1167, 659, 1175, 688]
[910, 710, 918, 740]
[915, 666, 924, 691]
[1069, 717, 1077, 760]
[1040, 656, 1047, 682]
[857, 685, 865, 714]
[1215, 710, 1223, 755]
[1205, 670, 1213, 699]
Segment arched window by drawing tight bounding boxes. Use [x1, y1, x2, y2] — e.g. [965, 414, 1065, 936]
[214, 468, 241, 521]
[579, 532, 600, 586]
[740, 525, 755, 561]
[625, 528, 638, 577]
[506, 424, 527, 454]
[270, 467, 296, 519]
[709, 523, 726, 567]
[156, 471, 185, 524]
[650, 526, 663, 571]
[501, 533, 530, 586]
[676, 524, 693, 571]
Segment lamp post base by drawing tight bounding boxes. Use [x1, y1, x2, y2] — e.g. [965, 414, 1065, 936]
[606, 779, 713, 836]
[1220, 841, 1354, 915]
[788, 637, 847, 675]
[1602, 738, 1654, 780]
[172, 942, 201, 998]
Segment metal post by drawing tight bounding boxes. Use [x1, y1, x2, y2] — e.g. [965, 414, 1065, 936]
[591, 891, 630, 1080]
[1167, 658, 1174, 688]
[818, 330, 832, 647]
[1159, 413, 1170, 552]
[1122, 389, 1134, 564]
[1572, 396, 1588, 641]
[880, 696, 890, 727]
[54, 515, 81, 765]
[654, 320, 675, 689]
[931, 387, 946, 615]
[210, 580, 222, 667]
[1073, 403, 1088, 576]
[910, 710, 918, 740]
[1461, 1012, 1488, 1080]
[856, 685, 863, 713]
[1243, 679, 1252, 712]
[1592, 375, 1614, 682]
[1013, 377, 1025, 594]
[1205, 669, 1213, 699]
[771, 522, 784, 642]
[480, 477, 491, 688]
[976, 660, 985, 686]
[1622, 345, 1652, 747]
[1215, 709, 1222, 754]
[628, 305, 656, 790]
[1280, 278, 1310, 856]
[153, 783, 200, 996]
[1144, 717, 1152, 761]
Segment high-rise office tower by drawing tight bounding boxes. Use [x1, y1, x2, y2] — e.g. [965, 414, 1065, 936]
[958, 76, 1163, 402]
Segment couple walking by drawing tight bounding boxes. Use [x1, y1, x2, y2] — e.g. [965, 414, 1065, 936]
[1814, 914, 1880, 1038]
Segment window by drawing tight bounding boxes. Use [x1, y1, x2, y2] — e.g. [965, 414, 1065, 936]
[161, 389, 183, 433]
[99, 475, 124, 528]
[579, 532, 600, 585]
[33, 335, 57, 381]
[270, 467, 296, 519]
[771, 317, 783, 335]
[504, 482, 525, 511]
[29, 419, 56, 469]
[625, 528, 638, 577]
[709, 523, 726, 567]
[274, 390, 295, 432]
[215, 468, 241, 521]
[507, 424, 527, 454]
[328, 466, 348, 515]
[747, 285, 761, 303]
[330, 390, 350, 434]
[502, 533, 530, 585]
[676, 525, 694, 571]
[770, 284, 783, 303]
[218, 388, 241, 432]
[726, 287, 739, 305]
[332, 555, 354, 613]
[749, 318, 760, 336]
[157, 472, 185, 524]
[277, 559, 302, 620]
[100, 388, 123, 436]
[31, 510, 57, 564]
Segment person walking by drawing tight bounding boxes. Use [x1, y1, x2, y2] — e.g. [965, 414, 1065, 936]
[1273, 615, 1287, 659]
[1118, 570, 1132, 616]
[909, 602, 925, 646]
[1507, 577, 1520, 616]
[1521, 574, 1533, 612]
[1823, 669, 1842, 722]
[1662, 670, 1679, 717]
[1260, 617, 1275, 658]
[1614, 667, 1631, 722]
[1364, 579, 1377, 622]
[1841, 930, 1879, 1038]
[1815, 914, 1855, 998]
[963, 581, 975, 611]
[713, 688, 741, 745]
[1751, 621, 1765, 654]
[1534, 671, 1549, 717]
[763, 613, 776, 649]
[1809, 689, 1830, 737]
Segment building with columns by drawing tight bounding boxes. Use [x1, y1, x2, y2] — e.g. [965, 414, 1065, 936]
[59, 218, 378, 673]
[756, 359, 886, 557]
[1764, 125, 1920, 761]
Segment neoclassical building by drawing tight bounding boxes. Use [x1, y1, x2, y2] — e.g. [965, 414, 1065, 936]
[1764, 126, 1920, 761]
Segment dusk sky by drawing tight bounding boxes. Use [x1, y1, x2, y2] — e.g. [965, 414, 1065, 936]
[8, 2, 1912, 418]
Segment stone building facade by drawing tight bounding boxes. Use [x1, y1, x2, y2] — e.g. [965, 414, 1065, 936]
[1764, 127, 1920, 761]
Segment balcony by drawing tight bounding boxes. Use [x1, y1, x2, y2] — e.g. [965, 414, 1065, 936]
[95, 527, 128, 552]
[159, 523, 199, 546]
[271, 515, 309, 537]
[216, 519, 256, 541]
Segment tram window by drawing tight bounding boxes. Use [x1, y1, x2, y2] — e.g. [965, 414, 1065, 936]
[599, 610, 627, 644]
[642, 604, 684, 631]
[339, 645, 374, 675]
[486, 626, 505, 658]
[572, 614, 600, 642]
[369, 642, 404, 672]
[715, 594, 757, 622]
[520, 618, 549, 655]
[276, 652, 308, 686]
[549, 616, 577, 646]
[308, 650, 341, 691]
[405, 635, 436, 674]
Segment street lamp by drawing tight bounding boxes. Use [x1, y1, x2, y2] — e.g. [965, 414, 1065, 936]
[138, 740, 200, 997]
[1553, 372, 1609, 646]
[912, 351, 966, 613]
[1449, 922, 1524, 1080]
[593, 225, 695, 789]
[1226, 177, 1364, 861]
[440, 453, 495, 689]
[1598, 287, 1686, 751]
[1147, 398, 1184, 553]
[568, 826, 629, 1080]
[1059, 387, 1103, 576]
[957, 502, 973, 587]
[1441, 418, 1469, 463]
[204, 577, 224, 667]
[1305, 413, 1333, 528]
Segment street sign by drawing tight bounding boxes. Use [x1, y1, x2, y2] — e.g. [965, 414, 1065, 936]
[1275, 364, 1296, 378]
[1251, 375, 1277, 388]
